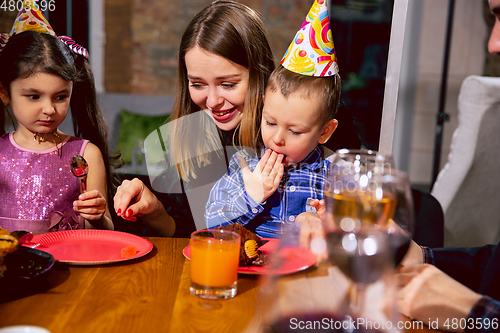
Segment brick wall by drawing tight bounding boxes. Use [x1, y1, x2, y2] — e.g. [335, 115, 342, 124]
[0, 9, 17, 130]
[129, 0, 193, 94]
[104, 0, 312, 95]
[0, 9, 17, 33]
[105, 0, 133, 93]
[3, 1, 311, 95]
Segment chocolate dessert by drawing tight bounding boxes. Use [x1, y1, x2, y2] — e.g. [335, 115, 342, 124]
[0, 228, 20, 279]
[215, 224, 268, 267]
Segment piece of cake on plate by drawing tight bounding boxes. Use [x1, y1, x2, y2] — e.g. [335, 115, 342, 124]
[0, 227, 20, 279]
[214, 224, 268, 267]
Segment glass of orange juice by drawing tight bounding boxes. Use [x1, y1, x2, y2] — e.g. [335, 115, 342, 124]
[190, 229, 241, 299]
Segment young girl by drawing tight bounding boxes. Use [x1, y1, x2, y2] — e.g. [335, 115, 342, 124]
[0, 17, 115, 232]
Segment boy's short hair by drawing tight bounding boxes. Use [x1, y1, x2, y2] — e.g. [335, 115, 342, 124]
[266, 65, 341, 124]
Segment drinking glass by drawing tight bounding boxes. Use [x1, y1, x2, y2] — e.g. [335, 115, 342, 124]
[323, 149, 412, 316]
[383, 170, 414, 265]
[326, 229, 393, 316]
[248, 224, 399, 333]
[324, 149, 414, 265]
[324, 149, 396, 232]
[190, 229, 240, 299]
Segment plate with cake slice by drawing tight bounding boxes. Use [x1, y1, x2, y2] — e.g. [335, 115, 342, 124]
[182, 224, 317, 275]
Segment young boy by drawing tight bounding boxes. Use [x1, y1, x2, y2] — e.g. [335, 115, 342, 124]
[205, 0, 340, 238]
[205, 64, 340, 238]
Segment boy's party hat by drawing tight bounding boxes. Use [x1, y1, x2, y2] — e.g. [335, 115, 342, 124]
[0, 0, 88, 59]
[281, 0, 338, 77]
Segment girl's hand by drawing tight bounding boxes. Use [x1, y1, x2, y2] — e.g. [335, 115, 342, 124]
[73, 189, 106, 220]
[237, 149, 284, 203]
[113, 178, 162, 222]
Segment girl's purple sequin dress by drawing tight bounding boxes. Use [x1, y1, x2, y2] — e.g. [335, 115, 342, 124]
[0, 132, 89, 233]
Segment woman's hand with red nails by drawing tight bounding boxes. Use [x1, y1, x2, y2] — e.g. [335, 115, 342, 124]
[113, 178, 175, 236]
[113, 178, 161, 221]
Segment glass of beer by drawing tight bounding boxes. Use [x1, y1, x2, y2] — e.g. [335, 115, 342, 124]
[323, 149, 396, 233]
[190, 229, 241, 299]
[323, 149, 400, 315]
[324, 149, 414, 266]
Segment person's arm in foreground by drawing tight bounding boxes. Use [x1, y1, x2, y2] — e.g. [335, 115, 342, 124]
[295, 216, 500, 332]
[114, 178, 175, 236]
[397, 264, 499, 332]
[398, 243, 500, 332]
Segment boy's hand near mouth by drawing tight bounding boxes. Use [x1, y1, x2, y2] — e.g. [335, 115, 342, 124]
[237, 149, 284, 203]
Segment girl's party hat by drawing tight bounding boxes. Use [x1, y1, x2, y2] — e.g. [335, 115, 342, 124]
[0, 0, 88, 59]
[9, 0, 56, 36]
[281, 0, 338, 77]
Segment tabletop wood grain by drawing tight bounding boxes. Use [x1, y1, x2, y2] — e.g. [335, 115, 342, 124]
[0, 237, 442, 333]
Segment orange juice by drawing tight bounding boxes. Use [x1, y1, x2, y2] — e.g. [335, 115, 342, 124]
[190, 239, 240, 287]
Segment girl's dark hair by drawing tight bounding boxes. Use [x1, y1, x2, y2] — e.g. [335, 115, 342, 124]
[0, 31, 120, 209]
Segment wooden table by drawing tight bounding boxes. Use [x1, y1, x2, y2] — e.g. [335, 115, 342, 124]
[0, 238, 440, 332]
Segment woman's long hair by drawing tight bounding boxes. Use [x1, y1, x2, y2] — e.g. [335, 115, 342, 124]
[171, 0, 275, 181]
[0, 31, 120, 207]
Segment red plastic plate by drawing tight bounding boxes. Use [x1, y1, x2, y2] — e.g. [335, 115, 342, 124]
[24, 230, 153, 265]
[183, 238, 316, 275]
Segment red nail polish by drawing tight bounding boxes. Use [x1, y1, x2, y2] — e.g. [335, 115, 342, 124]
[117, 208, 122, 215]
[127, 209, 133, 216]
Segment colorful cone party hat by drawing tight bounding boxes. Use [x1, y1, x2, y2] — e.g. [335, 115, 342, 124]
[9, 0, 56, 36]
[0, 0, 88, 59]
[281, 0, 338, 77]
